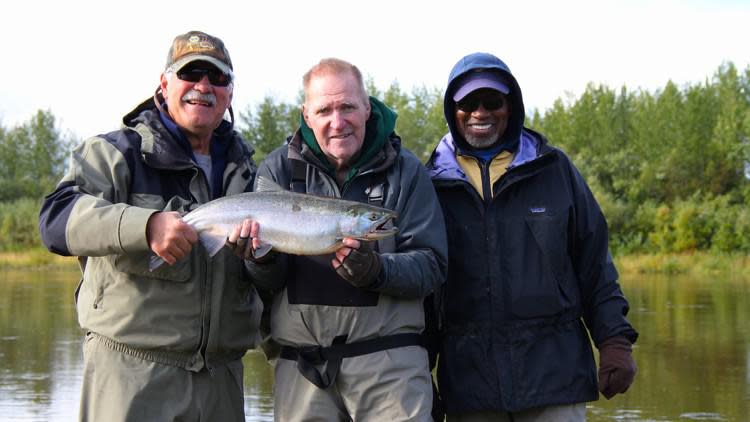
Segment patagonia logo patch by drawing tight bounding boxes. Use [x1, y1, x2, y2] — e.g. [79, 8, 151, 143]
[529, 207, 547, 214]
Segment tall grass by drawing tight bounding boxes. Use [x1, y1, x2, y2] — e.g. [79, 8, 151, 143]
[0, 197, 43, 251]
[0, 198, 78, 270]
[615, 253, 750, 282]
[0, 248, 77, 270]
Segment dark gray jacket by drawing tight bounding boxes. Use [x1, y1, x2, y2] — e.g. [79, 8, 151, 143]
[251, 125, 448, 348]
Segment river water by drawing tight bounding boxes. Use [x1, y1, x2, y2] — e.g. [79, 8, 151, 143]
[0, 267, 748, 421]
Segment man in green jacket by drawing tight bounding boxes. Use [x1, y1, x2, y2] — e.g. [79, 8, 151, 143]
[39, 30, 262, 421]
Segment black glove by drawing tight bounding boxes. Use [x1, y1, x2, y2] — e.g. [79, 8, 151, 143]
[226, 236, 277, 264]
[335, 241, 381, 288]
[598, 335, 637, 399]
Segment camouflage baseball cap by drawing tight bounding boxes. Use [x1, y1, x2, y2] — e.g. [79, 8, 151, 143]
[166, 30, 233, 76]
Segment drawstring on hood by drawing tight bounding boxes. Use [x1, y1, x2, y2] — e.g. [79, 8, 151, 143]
[444, 52, 525, 155]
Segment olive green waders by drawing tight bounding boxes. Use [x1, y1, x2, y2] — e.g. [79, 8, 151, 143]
[273, 345, 432, 422]
[79, 334, 246, 422]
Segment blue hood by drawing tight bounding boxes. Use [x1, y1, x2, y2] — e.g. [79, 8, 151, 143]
[444, 52, 526, 154]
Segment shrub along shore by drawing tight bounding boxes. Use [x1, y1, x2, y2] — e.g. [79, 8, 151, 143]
[2, 248, 748, 282]
[3, 62, 749, 277]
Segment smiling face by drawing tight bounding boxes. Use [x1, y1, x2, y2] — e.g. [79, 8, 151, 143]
[302, 69, 371, 170]
[160, 61, 233, 143]
[454, 88, 511, 149]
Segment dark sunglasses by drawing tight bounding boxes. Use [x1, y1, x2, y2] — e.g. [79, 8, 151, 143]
[176, 67, 232, 87]
[456, 95, 505, 113]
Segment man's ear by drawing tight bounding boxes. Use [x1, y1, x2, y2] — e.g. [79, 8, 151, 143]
[159, 73, 169, 99]
[301, 103, 310, 126]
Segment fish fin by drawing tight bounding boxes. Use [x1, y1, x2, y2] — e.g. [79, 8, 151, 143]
[255, 175, 285, 192]
[149, 254, 165, 272]
[200, 231, 229, 257]
[253, 244, 274, 260]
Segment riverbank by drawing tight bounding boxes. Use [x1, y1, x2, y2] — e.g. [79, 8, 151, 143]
[0, 249, 79, 271]
[2, 249, 749, 280]
[616, 252, 750, 281]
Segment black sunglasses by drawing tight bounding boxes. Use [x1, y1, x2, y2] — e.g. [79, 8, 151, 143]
[176, 67, 232, 87]
[456, 95, 505, 113]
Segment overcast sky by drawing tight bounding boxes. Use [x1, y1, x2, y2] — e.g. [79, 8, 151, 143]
[2, 0, 748, 139]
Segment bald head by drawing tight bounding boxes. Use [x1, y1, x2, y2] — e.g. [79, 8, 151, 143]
[303, 58, 368, 103]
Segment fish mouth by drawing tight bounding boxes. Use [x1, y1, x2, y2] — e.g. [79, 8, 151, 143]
[363, 213, 399, 240]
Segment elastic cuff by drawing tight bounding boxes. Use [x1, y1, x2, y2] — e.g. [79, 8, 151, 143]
[118, 206, 159, 253]
[597, 335, 632, 350]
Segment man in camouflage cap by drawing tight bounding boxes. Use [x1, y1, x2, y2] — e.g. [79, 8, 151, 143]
[40, 30, 263, 421]
[166, 30, 234, 77]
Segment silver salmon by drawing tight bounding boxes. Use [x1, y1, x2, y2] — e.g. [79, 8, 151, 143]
[149, 189, 398, 270]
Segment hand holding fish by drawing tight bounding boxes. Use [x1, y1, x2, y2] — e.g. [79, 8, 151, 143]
[146, 211, 199, 265]
[333, 238, 382, 288]
[226, 219, 276, 263]
[148, 186, 398, 271]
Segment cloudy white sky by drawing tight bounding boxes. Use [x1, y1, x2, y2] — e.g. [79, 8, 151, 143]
[2, 0, 748, 139]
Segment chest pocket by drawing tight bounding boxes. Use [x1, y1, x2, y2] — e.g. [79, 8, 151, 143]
[287, 254, 378, 306]
[504, 212, 573, 319]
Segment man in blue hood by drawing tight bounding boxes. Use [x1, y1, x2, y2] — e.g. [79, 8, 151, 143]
[426, 52, 639, 420]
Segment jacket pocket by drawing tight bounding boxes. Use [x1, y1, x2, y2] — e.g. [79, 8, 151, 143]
[114, 251, 192, 282]
[504, 214, 571, 319]
[510, 319, 598, 406]
[438, 332, 500, 412]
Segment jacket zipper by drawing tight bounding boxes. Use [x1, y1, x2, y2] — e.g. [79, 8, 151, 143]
[192, 166, 213, 374]
[479, 160, 493, 205]
[200, 256, 213, 376]
[479, 160, 495, 316]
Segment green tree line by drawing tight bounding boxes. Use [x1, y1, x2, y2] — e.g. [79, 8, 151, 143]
[2, 63, 749, 254]
[529, 62, 750, 254]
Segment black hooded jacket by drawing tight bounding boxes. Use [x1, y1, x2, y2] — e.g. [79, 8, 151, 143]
[426, 53, 638, 413]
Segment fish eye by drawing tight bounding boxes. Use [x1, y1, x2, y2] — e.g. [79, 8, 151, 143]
[368, 213, 378, 221]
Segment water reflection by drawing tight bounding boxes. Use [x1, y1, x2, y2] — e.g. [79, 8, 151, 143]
[590, 274, 750, 421]
[1, 269, 748, 421]
[0, 269, 274, 421]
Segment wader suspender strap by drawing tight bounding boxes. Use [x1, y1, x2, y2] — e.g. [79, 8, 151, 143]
[285, 158, 417, 389]
[290, 158, 307, 194]
[364, 182, 384, 205]
[279, 333, 424, 389]
[363, 172, 396, 254]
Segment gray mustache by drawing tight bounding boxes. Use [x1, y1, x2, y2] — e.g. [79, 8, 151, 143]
[182, 91, 216, 106]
